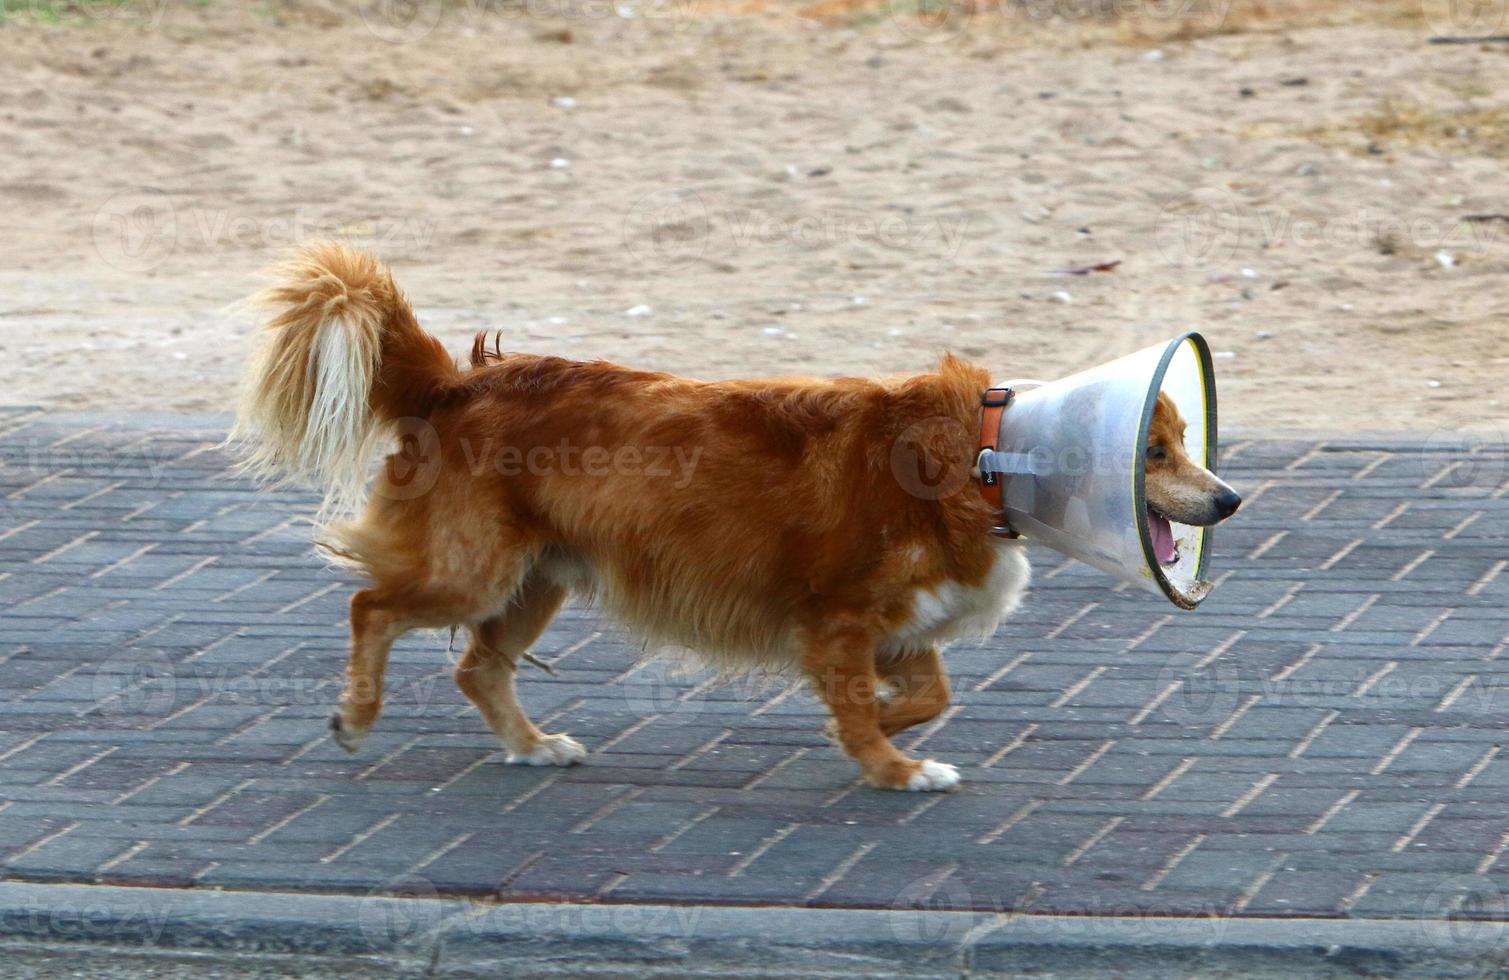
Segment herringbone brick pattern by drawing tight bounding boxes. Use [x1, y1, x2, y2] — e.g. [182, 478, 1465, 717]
[1, 408, 1506, 924]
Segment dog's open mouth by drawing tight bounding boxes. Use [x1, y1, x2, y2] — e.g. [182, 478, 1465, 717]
[1147, 508, 1180, 567]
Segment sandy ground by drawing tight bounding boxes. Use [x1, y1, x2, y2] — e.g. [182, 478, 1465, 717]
[0, 0, 1506, 433]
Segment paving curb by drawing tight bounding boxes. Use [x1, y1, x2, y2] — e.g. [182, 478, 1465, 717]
[0, 882, 1503, 978]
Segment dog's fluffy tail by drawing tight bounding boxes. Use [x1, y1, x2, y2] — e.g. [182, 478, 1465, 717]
[232, 241, 456, 514]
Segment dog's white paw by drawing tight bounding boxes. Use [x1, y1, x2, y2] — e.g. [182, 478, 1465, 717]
[905, 759, 960, 792]
[506, 733, 586, 767]
[329, 711, 368, 754]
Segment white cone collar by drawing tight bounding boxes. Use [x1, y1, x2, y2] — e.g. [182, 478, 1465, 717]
[983, 333, 1219, 609]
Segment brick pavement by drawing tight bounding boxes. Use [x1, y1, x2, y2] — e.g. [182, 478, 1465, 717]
[0, 407, 1506, 931]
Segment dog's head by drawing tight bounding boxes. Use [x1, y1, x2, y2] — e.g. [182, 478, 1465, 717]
[1143, 391, 1241, 565]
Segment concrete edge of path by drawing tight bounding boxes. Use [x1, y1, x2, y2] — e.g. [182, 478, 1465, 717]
[0, 881, 1502, 978]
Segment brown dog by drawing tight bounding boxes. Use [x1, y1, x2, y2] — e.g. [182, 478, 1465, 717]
[235, 242, 1238, 792]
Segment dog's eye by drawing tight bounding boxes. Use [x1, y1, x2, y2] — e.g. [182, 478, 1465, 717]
[1147, 446, 1168, 462]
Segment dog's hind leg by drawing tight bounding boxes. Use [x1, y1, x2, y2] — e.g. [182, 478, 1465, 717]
[330, 587, 406, 752]
[875, 647, 951, 738]
[455, 573, 584, 766]
[804, 630, 959, 792]
[331, 584, 483, 753]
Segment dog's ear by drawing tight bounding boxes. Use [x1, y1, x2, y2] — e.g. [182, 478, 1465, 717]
[932, 352, 992, 419]
[937, 352, 989, 387]
[1150, 391, 1188, 446]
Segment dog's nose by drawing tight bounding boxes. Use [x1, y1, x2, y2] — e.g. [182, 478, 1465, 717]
[1214, 488, 1242, 519]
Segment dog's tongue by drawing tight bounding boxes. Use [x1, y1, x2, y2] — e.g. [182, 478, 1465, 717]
[1147, 509, 1178, 566]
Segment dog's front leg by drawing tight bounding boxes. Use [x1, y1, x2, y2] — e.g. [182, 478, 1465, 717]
[803, 630, 959, 792]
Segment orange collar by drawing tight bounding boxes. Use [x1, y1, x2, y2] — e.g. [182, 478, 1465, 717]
[977, 387, 1018, 538]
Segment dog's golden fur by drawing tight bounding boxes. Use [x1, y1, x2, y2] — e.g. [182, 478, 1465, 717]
[235, 242, 1230, 791]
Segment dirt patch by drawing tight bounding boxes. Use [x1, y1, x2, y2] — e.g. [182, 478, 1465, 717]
[1307, 100, 1509, 159]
